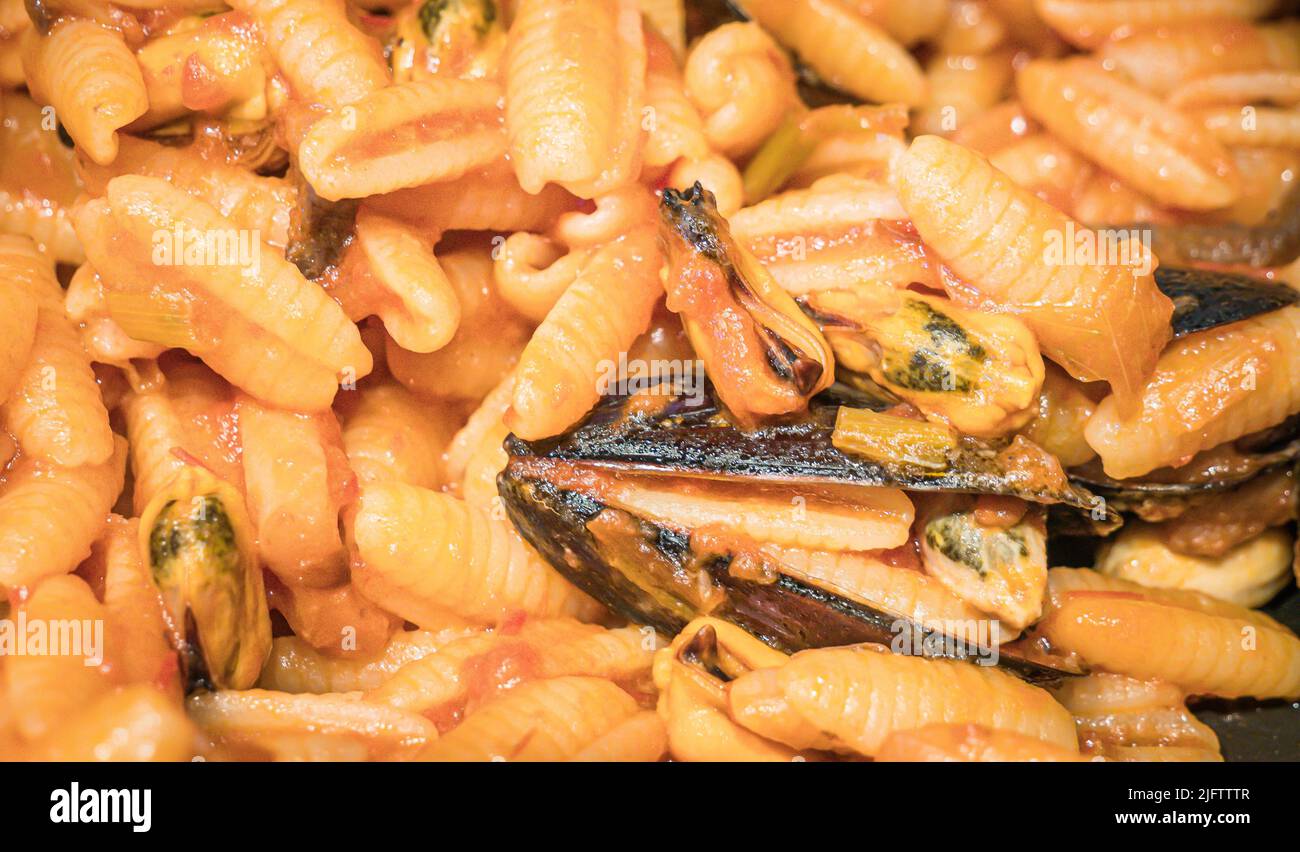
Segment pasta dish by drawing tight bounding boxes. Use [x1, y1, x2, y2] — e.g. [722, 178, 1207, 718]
[0, 0, 1299, 763]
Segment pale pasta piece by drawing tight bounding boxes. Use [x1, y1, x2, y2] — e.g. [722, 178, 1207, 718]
[1098, 21, 1300, 97]
[227, 0, 389, 106]
[299, 78, 506, 200]
[267, 578, 399, 659]
[0, 238, 38, 404]
[343, 209, 461, 353]
[78, 136, 297, 247]
[1168, 70, 1300, 108]
[506, 0, 646, 198]
[20, 685, 195, 762]
[1041, 569, 1300, 699]
[93, 515, 175, 687]
[22, 19, 147, 165]
[876, 723, 1083, 762]
[1096, 523, 1293, 609]
[258, 628, 480, 694]
[341, 380, 459, 490]
[1192, 105, 1300, 148]
[492, 233, 593, 323]
[507, 228, 662, 440]
[76, 176, 371, 411]
[935, 0, 1010, 55]
[728, 645, 1078, 756]
[0, 436, 126, 590]
[570, 711, 668, 761]
[460, 418, 511, 510]
[549, 184, 658, 249]
[237, 394, 350, 588]
[684, 23, 797, 158]
[3, 575, 117, 740]
[643, 28, 710, 168]
[744, 0, 926, 105]
[418, 676, 641, 761]
[913, 51, 1015, 138]
[1035, 0, 1276, 49]
[350, 483, 604, 628]
[1084, 306, 1300, 479]
[856, 0, 951, 46]
[1051, 672, 1223, 761]
[1018, 59, 1240, 211]
[188, 690, 436, 760]
[0, 92, 84, 264]
[443, 371, 515, 488]
[0, 243, 114, 467]
[366, 619, 653, 717]
[364, 158, 578, 235]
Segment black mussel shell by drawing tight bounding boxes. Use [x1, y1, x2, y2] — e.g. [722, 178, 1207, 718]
[1158, 266, 1299, 338]
[505, 381, 1113, 518]
[1134, 183, 1300, 269]
[498, 467, 1077, 685]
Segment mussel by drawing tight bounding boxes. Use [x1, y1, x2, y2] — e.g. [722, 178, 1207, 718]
[1156, 265, 1299, 338]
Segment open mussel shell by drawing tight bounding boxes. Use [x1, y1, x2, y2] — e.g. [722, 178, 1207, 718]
[498, 467, 1077, 685]
[1128, 183, 1300, 269]
[505, 381, 1112, 517]
[1156, 265, 1299, 338]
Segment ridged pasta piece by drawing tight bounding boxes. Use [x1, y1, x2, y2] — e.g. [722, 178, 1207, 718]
[765, 544, 1015, 640]
[385, 246, 531, 402]
[1036, 0, 1276, 49]
[227, 0, 389, 106]
[93, 515, 175, 687]
[237, 395, 350, 588]
[120, 361, 242, 515]
[336, 209, 461, 353]
[1168, 70, 1300, 108]
[730, 175, 936, 296]
[935, 0, 1010, 54]
[1017, 59, 1240, 210]
[443, 371, 515, 488]
[460, 419, 511, 510]
[914, 51, 1016, 139]
[0, 92, 84, 263]
[1192, 106, 1300, 148]
[349, 482, 605, 627]
[0, 240, 38, 405]
[744, 0, 926, 105]
[505, 0, 646, 198]
[418, 676, 640, 761]
[78, 136, 297, 248]
[188, 689, 436, 760]
[683, 23, 797, 158]
[19, 685, 195, 762]
[988, 133, 1095, 215]
[299, 78, 506, 200]
[132, 10, 268, 130]
[76, 176, 371, 411]
[949, 99, 1040, 156]
[727, 645, 1078, 756]
[340, 380, 458, 490]
[493, 233, 593, 323]
[1040, 570, 1300, 699]
[3, 575, 117, 739]
[897, 135, 1174, 409]
[1084, 305, 1300, 478]
[366, 619, 652, 717]
[1098, 21, 1300, 97]
[0, 435, 126, 590]
[643, 29, 710, 168]
[507, 228, 662, 440]
[22, 19, 147, 165]
[550, 184, 659, 249]
[876, 723, 1082, 761]
[0, 243, 114, 467]
[1046, 566, 1287, 628]
[1050, 671, 1223, 761]
[570, 711, 667, 761]
[258, 628, 478, 694]
[364, 158, 578, 235]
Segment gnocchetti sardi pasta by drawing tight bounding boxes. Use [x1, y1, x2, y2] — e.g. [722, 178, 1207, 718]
[0, 0, 1298, 766]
